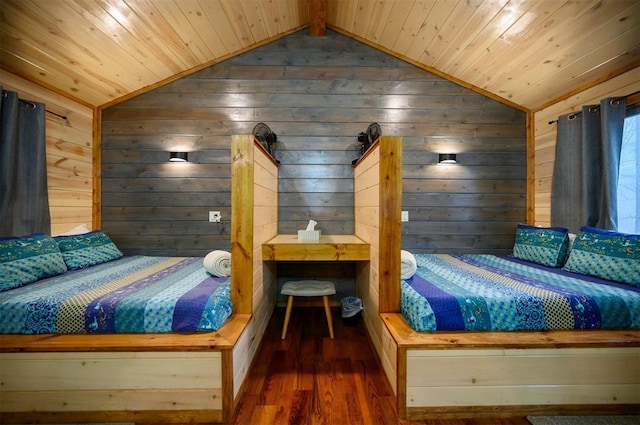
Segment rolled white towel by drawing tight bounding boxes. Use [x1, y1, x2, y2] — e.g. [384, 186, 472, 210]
[400, 250, 417, 280]
[203, 250, 231, 277]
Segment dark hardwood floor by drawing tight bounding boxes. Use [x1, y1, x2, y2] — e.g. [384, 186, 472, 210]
[229, 306, 531, 425]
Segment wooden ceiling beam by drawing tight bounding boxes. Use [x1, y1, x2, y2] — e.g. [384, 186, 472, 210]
[308, 0, 327, 36]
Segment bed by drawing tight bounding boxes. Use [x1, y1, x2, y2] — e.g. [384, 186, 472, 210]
[0, 254, 232, 335]
[390, 226, 640, 418]
[352, 136, 640, 420]
[0, 239, 237, 420]
[0, 134, 279, 424]
[401, 253, 640, 333]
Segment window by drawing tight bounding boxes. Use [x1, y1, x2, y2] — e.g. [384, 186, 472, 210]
[617, 106, 640, 233]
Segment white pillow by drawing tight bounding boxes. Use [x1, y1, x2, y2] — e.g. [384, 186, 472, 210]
[54, 223, 90, 236]
[568, 232, 577, 251]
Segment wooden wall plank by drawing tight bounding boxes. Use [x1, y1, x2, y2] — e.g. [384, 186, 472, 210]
[354, 141, 382, 363]
[353, 138, 403, 400]
[231, 135, 255, 315]
[379, 136, 402, 313]
[101, 29, 526, 256]
[228, 136, 279, 410]
[1, 389, 222, 413]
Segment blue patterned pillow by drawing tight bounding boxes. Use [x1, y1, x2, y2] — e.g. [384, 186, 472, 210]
[54, 230, 123, 270]
[0, 233, 68, 291]
[563, 226, 640, 286]
[512, 224, 570, 267]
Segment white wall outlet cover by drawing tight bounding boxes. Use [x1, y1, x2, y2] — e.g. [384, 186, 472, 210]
[401, 211, 409, 222]
[209, 211, 221, 222]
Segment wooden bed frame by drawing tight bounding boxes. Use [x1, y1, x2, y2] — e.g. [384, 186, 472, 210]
[0, 135, 278, 424]
[353, 136, 640, 420]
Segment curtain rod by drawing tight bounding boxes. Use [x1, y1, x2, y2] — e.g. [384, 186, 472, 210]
[46, 109, 68, 120]
[2, 91, 68, 121]
[548, 90, 640, 125]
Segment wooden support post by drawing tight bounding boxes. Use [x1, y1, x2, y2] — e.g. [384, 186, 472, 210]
[308, 0, 327, 36]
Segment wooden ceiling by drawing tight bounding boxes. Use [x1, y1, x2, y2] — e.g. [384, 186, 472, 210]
[1, 0, 638, 111]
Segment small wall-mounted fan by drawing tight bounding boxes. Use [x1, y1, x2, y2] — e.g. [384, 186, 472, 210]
[353, 122, 381, 164]
[253, 123, 278, 157]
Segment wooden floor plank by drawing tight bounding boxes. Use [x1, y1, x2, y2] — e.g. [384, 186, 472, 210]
[229, 307, 531, 425]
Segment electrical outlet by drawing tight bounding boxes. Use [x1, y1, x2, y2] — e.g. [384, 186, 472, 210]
[209, 211, 221, 223]
[401, 211, 409, 222]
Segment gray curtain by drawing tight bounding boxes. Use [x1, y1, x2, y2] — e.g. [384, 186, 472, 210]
[551, 97, 626, 233]
[0, 88, 50, 236]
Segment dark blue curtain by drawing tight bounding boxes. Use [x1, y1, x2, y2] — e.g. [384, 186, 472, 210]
[0, 88, 50, 236]
[551, 97, 626, 233]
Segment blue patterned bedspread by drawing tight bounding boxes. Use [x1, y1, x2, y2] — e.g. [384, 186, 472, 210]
[0, 256, 232, 334]
[402, 254, 640, 332]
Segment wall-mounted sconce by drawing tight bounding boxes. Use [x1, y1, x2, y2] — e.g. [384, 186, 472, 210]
[169, 151, 188, 162]
[438, 153, 457, 164]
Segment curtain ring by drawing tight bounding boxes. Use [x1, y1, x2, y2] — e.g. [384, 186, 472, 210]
[610, 99, 620, 106]
[568, 114, 577, 120]
[25, 102, 36, 110]
[588, 105, 599, 113]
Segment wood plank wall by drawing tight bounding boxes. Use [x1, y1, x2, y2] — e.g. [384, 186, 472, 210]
[101, 29, 526, 257]
[354, 137, 403, 394]
[533, 67, 640, 226]
[230, 135, 279, 402]
[0, 70, 94, 236]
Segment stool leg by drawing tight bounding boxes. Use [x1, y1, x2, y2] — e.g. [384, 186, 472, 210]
[282, 295, 294, 339]
[322, 295, 334, 339]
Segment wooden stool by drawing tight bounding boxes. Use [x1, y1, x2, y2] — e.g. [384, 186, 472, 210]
[280, 280, 336, 339]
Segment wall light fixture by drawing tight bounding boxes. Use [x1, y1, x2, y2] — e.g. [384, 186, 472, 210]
[438, 153, 457, 164]
[169, 151, 188, 162]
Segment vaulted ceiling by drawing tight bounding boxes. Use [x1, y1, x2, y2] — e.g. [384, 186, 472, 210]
[1, 0, 638, 111]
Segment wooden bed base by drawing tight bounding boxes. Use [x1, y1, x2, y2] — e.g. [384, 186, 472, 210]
[0, 135, 280, 424]
[353, 137, 640, 420]
[0, 314, 249, 424]
[382, 313, 640, 420]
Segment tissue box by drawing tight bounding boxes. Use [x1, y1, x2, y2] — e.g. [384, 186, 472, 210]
[298, 230, 321, 241]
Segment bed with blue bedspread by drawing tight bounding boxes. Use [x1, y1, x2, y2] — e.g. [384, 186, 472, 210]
[0, 232, 232, 334]
[0, 255, 232, 334]
[401, 225, 640, 332]
[402, 254, 640, 332]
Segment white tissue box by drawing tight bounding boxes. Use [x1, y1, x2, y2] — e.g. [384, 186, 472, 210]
[298, 230, 321, 241]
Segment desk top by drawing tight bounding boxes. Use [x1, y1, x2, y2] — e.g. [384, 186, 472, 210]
[262, 234, 370, 261]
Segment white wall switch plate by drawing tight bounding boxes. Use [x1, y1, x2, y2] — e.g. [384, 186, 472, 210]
[209, 211, 221, 222]
[401, 211, 409, 222]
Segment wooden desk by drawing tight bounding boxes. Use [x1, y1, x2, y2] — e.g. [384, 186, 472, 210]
[262, 234, 370, 261]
